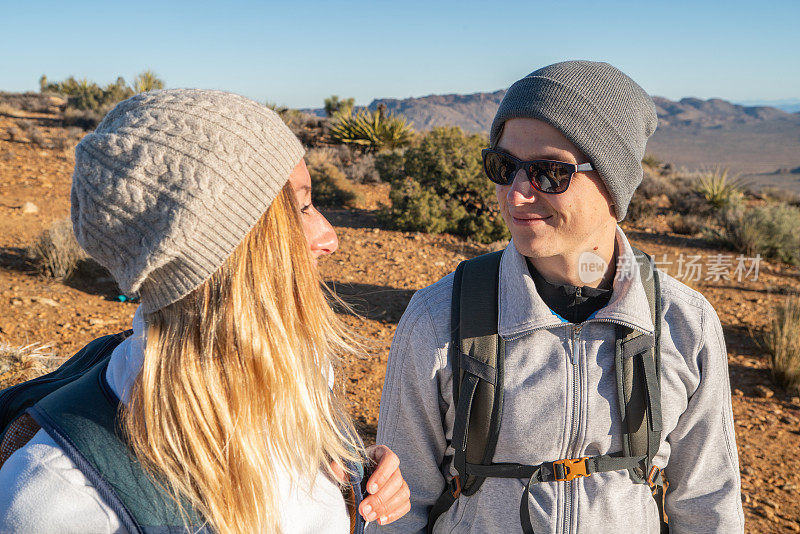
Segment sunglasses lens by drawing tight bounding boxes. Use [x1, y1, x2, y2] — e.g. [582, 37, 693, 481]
[483, 151, 517, 185]
[528, 161, 571, 193]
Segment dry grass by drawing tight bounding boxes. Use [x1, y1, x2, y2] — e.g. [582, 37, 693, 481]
[763, 296, 800, 393]
[0, 103, 23, 117]
[29, 218, 90, 279]
[0, 342, 57, 390]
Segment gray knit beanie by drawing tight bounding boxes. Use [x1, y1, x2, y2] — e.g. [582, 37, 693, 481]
[71, 89, 305, 313]
[490, 61, 657, 221]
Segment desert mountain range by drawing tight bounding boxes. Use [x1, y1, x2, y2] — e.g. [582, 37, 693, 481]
[308, 92, 800, 192]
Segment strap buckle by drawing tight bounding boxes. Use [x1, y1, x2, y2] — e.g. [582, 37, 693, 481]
[647, 465, 662, 495]
[450, 475, 462, 498]
[553, 457, 590, 482]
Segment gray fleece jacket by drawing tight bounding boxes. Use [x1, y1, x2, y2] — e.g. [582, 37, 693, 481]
[372, 227, 744, 534]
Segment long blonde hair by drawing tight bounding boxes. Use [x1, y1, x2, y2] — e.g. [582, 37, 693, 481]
[122, 184, 362, 533]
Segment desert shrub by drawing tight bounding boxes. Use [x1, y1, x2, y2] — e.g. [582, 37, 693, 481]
[329, 107, 415, 152]
[696, 168, 745, 210]
[374, 150, 405, 182]
[668, 214, 706, 235]
[133, 70, 164, 93]
[27, 128, 46, 147]
[760, 187, 800, 206]
[305, 151, 362, 209]
[0, 342, 56, 389]
[7, 126, 23, 142]
[345, 154, 380, 183]
[763, 296, 800, 392]
[638, 170, 676, 199]
[50, 132, 73, 151]
[63, 107, 105, 130]
[29, 218, 104, 279]
[324, 95, 355, 117]
[714, 203, 800, 264]
[641, 153, 661, 168]
[0, 103, 22, 117]
[381, 127, 509, 243]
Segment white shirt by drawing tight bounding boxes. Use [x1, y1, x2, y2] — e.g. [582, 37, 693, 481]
[0, 306, 351, 533]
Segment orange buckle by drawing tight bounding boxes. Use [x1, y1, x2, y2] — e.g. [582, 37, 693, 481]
[451, 475, 462, 498]
[553, 457, 590, 482]
[647, 465, 661, 495]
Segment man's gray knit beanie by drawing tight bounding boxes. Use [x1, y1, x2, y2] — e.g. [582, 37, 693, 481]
[71, 89, 305, 313]
[489, 60, 657, 221]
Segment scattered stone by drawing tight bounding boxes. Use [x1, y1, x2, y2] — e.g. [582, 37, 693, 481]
[88, 318, 107, 326]
[734, 388, 744, 396]
[21, 202, 39, 214]
[791, 397, 800, 405]
[10, 299, 22, 306]
[30, 296, 59, 307]
[755, 385, 774, 398]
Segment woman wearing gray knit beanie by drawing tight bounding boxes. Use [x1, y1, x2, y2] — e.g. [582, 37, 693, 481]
[0, 89, 410, 534]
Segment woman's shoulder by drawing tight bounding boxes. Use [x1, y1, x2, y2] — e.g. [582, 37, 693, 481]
[0, 429, 125, 533]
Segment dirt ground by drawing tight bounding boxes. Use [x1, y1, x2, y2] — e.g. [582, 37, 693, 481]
[1, 110, 799, 532]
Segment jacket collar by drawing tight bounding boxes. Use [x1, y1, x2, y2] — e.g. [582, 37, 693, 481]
[498, 226, 655, 339]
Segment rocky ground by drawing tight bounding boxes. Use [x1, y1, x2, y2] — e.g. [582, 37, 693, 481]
[1, 108, 799, 532]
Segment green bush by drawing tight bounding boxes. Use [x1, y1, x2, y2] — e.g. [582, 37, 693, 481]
[374, 149, 405, 182]
[133, 70, 164, 93]
[329, 106, 415, 152]
[715, 202, 800, 264]
[763, 296, 800, 393]
[306, 149, 363, 209]
[324, 95, 355, 117]
[381, 127, 509, 243]
[41, 71, 163, 114]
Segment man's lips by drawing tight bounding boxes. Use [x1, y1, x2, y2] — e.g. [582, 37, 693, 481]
[511, 213, 552, 223]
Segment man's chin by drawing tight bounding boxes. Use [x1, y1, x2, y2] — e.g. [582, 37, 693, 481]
[511, 237, 556, 259]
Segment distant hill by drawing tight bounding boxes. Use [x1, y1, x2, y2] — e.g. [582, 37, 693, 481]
[359, 91, 800, 192]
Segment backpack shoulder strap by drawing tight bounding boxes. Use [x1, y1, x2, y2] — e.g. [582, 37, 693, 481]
[428, 250, 504, 532]
[616, 247, 663, 484]
[28, 347, 208, 533]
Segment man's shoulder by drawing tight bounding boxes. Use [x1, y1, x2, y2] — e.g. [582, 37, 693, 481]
[400, 271, 455, 348]
[657, 270, 714, 315]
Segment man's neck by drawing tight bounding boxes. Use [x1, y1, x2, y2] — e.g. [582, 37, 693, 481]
[528, 230, 618, 289]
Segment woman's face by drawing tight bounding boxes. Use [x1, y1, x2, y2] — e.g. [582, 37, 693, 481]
[288, 160, 339, 264]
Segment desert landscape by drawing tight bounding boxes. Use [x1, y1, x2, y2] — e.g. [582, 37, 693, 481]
[1, 89, 800, 533]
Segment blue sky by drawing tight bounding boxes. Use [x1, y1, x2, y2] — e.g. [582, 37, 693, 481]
[1, 0, 797, 109]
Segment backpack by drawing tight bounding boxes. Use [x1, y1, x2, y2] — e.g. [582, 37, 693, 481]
[0, 332, 369, 534]
[427, 248, 668, 534]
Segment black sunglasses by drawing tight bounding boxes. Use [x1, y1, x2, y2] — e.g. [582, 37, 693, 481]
[481, 149, 594, 194]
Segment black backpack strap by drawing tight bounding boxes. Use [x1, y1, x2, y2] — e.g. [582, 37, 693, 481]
[28, 346, 209, 533]
[428, 250, 504, 533]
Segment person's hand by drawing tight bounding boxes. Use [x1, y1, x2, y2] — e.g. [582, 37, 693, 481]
[358, 444, 410, 526]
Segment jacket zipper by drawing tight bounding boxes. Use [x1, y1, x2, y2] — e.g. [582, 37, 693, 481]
[564, 322, 581, 534]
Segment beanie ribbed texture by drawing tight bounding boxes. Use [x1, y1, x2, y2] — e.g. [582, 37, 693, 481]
[71, 89, 305, 313]
[489, 61, 657, 221]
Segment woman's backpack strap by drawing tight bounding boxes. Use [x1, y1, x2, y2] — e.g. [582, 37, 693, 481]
[28, 350, 209, 533]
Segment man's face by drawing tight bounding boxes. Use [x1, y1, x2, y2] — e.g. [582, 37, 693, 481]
[495, 118, 617, 260]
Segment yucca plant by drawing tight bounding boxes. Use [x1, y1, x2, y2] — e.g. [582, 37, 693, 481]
[133, 70, 165, 93]
[696, 167, 745, 210]
[763, 296, 800, 393]
[329, 106, 415, 152]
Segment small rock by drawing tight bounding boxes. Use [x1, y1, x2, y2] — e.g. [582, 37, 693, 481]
[30, 296, 59, 307]
[21, 202, 38, 214]
[734, 389, 744, 396]
[755, 385, 774, 398]
[791, 396, 800, 405]
[372, 228, 380, 233]
[10, 298, 22, 306]
[789, 522, 800, 532]
[88, 318, 107, 326]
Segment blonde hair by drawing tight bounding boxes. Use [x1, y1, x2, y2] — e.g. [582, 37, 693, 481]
[122, 184, 363, 533]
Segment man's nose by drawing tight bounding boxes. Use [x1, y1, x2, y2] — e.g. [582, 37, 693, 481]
[506, 169, 537, 204]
